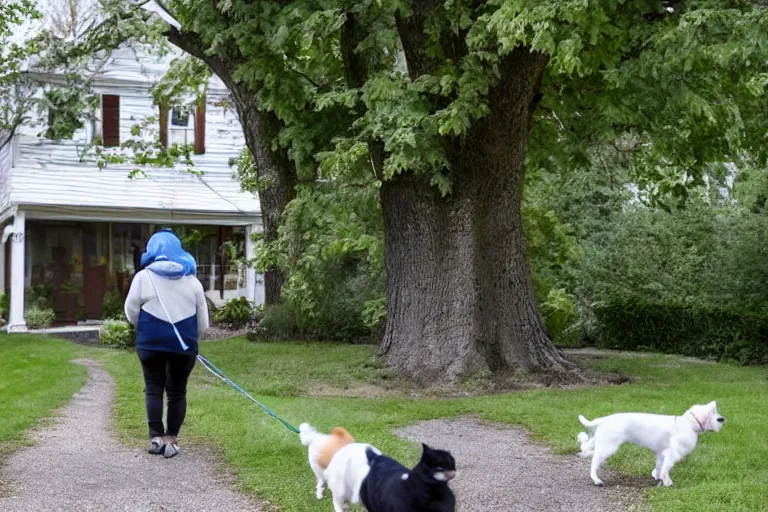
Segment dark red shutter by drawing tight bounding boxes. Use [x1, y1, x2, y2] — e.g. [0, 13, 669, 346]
[159, 104, 169, 149]
[101, 95, 120, 147]
[194, 101, 206, 154]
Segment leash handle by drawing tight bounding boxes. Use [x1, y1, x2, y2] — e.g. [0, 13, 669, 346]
[145, 270, 190, 351]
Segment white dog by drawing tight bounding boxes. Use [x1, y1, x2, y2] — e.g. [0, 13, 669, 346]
[323, 442, 381, 512]
[577, 401, 725, 487]
[299, 423, 355, 500]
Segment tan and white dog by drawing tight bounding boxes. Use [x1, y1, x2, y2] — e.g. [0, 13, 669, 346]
[299, 423, 355, 500]
[577, 401, 725, 487]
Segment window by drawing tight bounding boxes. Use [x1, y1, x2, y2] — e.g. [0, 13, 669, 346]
[101, 95, 120, 147]
[44, 89, 85, 141]
[159, 103, 206, 154]
[168, 107, 195, 146]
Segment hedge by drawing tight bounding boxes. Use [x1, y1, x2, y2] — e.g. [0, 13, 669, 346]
[593, 300, 768, 365]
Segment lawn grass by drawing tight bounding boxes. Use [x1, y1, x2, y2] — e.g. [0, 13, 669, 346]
[103, 338, 768, 512]
[0, 334, 89, 463]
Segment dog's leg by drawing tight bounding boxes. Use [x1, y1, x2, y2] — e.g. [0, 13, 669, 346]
[310, 464, 325, 500]
[652, 453, 663, 480]
[590, 443, 620, 486]
[590, 452, 605, 486]
[331, 494, 346, 512]
[658, 450, 678, 487]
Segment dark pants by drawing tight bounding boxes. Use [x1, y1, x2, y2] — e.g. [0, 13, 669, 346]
[138, 350, 196, 438]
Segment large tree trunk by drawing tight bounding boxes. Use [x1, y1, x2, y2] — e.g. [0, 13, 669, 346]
[164, 28, 296, 304]
[225, 84, 296, 304]
[381, 16, 576, 382]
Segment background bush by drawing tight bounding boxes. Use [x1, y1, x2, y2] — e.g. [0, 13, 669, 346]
[213, 297, 256, 327]
[257, 262, 380, 343]
[26, 284, 53, 310]
[100, 320, 135, 349]
[594, 300, 768, 365]
[25, 306, 56, 329]
[255, 182, 384, 342]
[102, 290, 125, 320]
[206, 297, 218, 320]
[578, 206, 768, 314]
[523, 154, 768, 359]
[0, 293, 8, 320]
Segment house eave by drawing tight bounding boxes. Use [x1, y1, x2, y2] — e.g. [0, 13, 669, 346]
[24, 71, 230, 97]
[8, 204, 262, 228]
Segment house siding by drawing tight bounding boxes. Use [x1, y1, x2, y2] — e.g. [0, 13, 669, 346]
[3, 44, 256, 222]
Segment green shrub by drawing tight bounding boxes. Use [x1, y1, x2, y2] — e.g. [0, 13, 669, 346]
[25, 306, 56, 329]
[206, 296, 218, 319]
[254, 181, 385, 342]
[257, 301, 306, 339]
[26, 285, 53, 310]
[361, 297, 386, 332]
[541, 288, 582, 348]
[100, 320, 136, 349]
[213, 297, 255, 327]
[593, 300, 768, 365]
[0, 293, 8, 319]
[102, 290, 125, 320]
[578, 206, 768, 314]
[257, 269, 381, 342]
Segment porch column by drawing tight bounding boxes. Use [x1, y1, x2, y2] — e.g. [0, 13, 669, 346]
[208, 236, 216, 292]
[0, 239, 5, 293]
[108, 222, 113, 273]
[24, 225, 31, 288]
[8, 211, 27, 332]
[245, 224, 256, 303]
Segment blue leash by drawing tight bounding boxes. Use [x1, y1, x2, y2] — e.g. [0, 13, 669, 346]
[196, 354, 300, 434]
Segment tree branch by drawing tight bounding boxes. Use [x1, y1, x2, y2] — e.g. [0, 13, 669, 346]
[340, 12, 385, 181]
[163, 25, 230, 82]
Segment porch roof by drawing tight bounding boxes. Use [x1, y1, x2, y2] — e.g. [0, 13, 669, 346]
[5, 137, 261, 226]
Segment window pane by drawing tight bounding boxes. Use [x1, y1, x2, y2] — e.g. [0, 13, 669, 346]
[171, 107, 190, 127]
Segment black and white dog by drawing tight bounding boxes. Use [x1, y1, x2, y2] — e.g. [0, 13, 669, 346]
[360, 443, 456, 512]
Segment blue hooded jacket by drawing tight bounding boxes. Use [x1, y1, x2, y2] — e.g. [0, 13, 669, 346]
[124, 229, 209, 354]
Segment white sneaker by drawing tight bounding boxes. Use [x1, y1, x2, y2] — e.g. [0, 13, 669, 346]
[148, 437, 164, 455]
[164, 442, 180, 459]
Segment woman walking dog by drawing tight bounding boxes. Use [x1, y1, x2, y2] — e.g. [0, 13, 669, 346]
[124, 229, 209, 458]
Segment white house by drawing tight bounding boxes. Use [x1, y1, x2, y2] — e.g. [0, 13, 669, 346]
[0, 44, 264, 332]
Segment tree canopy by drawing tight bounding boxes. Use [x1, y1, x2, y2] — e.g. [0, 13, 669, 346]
[5, 0, 768, 380]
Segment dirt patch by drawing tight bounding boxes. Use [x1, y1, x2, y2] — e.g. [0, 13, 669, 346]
[0, 359, 266, 512]
[201, 326, 250, 341]
[453, 366, 631, 395]
[305, 361, 631, 399]
[565, 348, 717, 365]
[395, 418, 651, 512]
[308, 381, 402, 399]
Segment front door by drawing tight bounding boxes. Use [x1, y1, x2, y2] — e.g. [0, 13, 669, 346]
[81, 223, 107, 320]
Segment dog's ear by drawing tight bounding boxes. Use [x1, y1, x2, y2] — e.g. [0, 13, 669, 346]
[421, 443, 430, 452]
[689, 404, 706, 424]
[707, 401, 717, 411]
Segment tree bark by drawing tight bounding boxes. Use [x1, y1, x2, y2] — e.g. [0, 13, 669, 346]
[223, 82, 295, 304]
[381, 24, 577, 382]
[164, 27, 296, 304]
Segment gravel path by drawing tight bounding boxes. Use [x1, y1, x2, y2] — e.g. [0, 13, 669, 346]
[0, 359, 265, 512]
[395, 418, 648, 512]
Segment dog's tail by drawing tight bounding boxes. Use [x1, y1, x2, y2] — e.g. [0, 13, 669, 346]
[578, 414, 603, 429]
[299, 423, 319, 446]
[576, 431, 596, 457]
